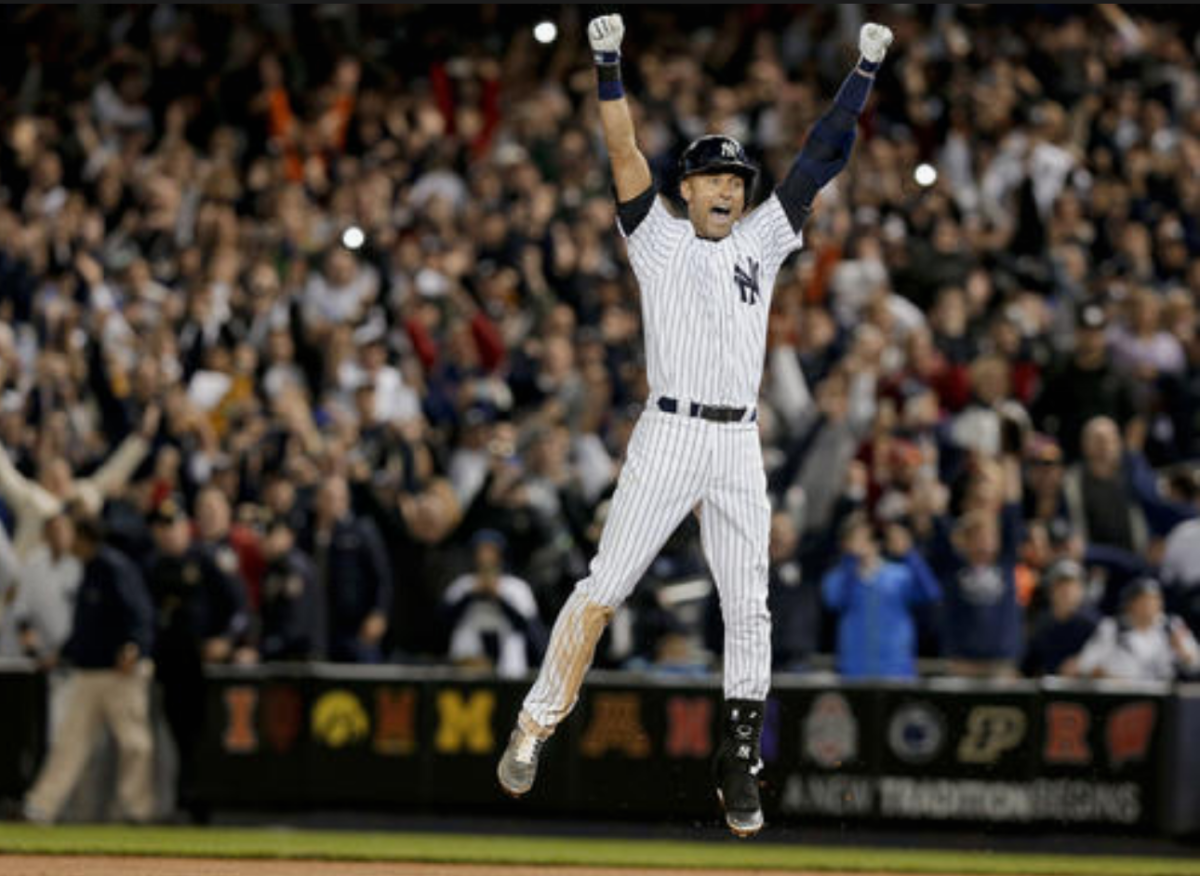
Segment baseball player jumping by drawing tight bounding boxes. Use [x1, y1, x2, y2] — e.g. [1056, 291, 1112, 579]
[499, 15, 894, 837]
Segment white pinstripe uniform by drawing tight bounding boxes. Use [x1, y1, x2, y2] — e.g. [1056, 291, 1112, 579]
[522, 191, 802, 732]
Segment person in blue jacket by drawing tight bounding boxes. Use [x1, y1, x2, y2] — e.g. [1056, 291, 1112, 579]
[822, 513, 941, 679]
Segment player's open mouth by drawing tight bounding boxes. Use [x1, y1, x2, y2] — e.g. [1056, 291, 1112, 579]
[711, 206, 732, 219]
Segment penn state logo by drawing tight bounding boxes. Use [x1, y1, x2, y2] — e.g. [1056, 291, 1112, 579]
[887, 701, 946, 765]
[734, 257, 760, 305]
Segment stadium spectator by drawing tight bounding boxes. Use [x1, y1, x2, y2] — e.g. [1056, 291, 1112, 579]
[20, 510, 155, 825]
[1074, 578, 1200, 681]
[439, 529, 546, 678]
[1062, 416, 1195, 557]
[144, 496, 248, 823]
[256, 513, 323, 662]
[1031, 305, 1138, 462]
[0, 512, 81, 661]
[299, 475, 391, 663]
[0, 406, 158, 561]
[193, 484, 264, 616]
[822, 514, 941, 679]
[1021, 559, 1100, 677]
[924, 457, 1026, 678]
[765, 510, 820, 672]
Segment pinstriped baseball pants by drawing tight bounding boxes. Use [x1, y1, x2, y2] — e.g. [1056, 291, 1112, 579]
[522, 408, 772, 732]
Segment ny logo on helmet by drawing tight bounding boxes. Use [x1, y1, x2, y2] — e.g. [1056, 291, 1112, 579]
[721, 141, 739, 160]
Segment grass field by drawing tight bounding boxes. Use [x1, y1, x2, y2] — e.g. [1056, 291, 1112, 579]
[0, 825, 1198, 875]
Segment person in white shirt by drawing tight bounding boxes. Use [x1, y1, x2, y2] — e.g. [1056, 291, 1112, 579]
[0, 513, 82, 660]
[440, 530, 546, 679]
[1074, 578, 1200, 681]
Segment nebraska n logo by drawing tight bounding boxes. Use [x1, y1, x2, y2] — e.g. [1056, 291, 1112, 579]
[734, 257, 760, 305]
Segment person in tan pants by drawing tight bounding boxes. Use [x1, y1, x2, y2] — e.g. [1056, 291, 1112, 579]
[22, 512, 156, 824]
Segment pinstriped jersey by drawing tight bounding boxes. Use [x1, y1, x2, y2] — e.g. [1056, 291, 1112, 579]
[620, 192, 803, 409]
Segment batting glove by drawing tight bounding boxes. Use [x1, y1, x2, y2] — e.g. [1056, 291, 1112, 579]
[588, 14, 624, 62]
[859, 23, 894, 65]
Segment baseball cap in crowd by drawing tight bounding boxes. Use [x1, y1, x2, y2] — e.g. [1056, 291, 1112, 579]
[1120, 577, 1161, 607]
[1076, 303, 1108, 331]
[471, 528, 508, 553]
[1046, 518, 1075, 547]
[149, 496, 188, 527]
[1025, 433, 1063, 466]
[1045, 558, 1083, 586]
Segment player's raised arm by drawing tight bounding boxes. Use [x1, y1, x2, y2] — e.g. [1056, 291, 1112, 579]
[588, 15, 653, 203]
[776, 23, 894, 232]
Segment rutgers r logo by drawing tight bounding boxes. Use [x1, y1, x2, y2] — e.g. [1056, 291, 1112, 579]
[734, 257, 760, 305]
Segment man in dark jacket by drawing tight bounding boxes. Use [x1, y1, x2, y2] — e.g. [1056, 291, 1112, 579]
[300, 475, 392, 662]
[1021, 559, 1099, 677]
[144, 496, 248, 823]
[22, 512, 156, 824]
[1032, 304, 1138, 461]
[257, 513, 323, 661]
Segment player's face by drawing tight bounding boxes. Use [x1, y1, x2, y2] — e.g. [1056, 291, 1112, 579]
[681, 172, 746, 239]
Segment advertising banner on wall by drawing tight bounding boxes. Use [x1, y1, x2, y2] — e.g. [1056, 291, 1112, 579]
[110, 666, 1196, 833]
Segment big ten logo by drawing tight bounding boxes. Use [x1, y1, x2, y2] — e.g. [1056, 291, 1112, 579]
[1043, 702, 1091, 765]
[434, 689, 495, 754]
[957, 706, 1027, 764]
[580, 693, 650, 758]
[1106, 701, 1156, 769]
[803, 692, 859, 769]
[665, 696, 712, 758]
[374, 687, 418, 756]
[222, 686, 259, 754]
[311, 689, 370, 749]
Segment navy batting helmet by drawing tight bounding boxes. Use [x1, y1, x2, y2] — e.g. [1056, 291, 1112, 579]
[679, 135, 758, 189]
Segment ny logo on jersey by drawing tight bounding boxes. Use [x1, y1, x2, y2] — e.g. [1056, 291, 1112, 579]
[733, 257, 760, 305]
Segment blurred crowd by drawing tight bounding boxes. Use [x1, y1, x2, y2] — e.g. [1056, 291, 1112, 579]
[1, 3, 1199, 707]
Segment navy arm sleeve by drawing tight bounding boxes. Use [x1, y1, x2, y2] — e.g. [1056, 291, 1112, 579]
[616, 184, 657, 237]
[777, 63, 878, 233]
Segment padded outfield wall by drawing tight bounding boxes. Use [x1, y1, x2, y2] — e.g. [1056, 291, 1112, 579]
[3, 664, 1199, 835]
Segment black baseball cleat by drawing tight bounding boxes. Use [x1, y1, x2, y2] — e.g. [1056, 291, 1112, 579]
[714, 699, 765, 838]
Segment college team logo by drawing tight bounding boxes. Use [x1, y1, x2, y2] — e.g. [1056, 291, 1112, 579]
[803, 692, 858, 769]
[887, 701, 946, 765]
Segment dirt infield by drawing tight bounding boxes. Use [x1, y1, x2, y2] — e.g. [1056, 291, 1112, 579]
[1, 857, 926, 876]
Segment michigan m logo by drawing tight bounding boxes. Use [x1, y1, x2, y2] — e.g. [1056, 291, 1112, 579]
[435, 689, 495, 754]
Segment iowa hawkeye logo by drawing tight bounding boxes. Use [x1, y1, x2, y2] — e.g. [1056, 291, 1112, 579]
[734, 257, 760, 305]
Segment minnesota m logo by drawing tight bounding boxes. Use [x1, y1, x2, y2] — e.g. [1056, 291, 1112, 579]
[734, 258, 760, 305]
